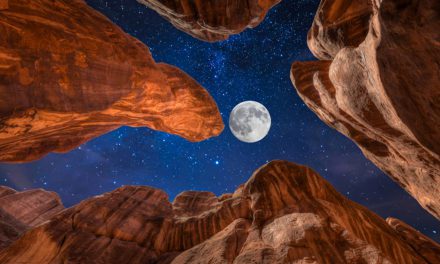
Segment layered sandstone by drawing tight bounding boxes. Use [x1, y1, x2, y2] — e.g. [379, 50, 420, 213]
[291, 0, 440, 218]
[137, 0, 281, 42]
[0, 161, 438, 263]
[0, 186, 64, 250]
[0, 0, 223, 163]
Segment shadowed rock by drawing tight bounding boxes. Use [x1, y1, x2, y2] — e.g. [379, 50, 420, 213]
[0, 0, 223, 163]
[137, 0, 281, 42]
[0, 161, 438, 263]
[0, 186, 64, 250]
[291, 0, 440, 219]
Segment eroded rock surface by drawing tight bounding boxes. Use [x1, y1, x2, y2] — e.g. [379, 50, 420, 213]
[0, 0, 223, 163]
[291, 0, 440, 218]
[387, 217, 440, 263]
[0, 161, 438, 263]
[0, 186, 64, 250]
[137, 0, 281, 42]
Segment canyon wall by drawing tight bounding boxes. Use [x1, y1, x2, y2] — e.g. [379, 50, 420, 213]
[0, 186, 64, 250]
[0, 0, 223, 163]
[0, 161, 438, 263]
[291, 0, 440, 218]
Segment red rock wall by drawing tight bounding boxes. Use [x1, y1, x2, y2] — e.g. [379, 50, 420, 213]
[0, 0, 7, 10]
[137, 0, 281, 41]
[0, 186, 63, 250]
[291, 0, 440, 219]
[387, 217, 440, 263]
[0, 161, 438, 263]
[0, 0, 223, 163]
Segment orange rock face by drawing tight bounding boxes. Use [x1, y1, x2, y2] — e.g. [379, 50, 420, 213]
[387, 217, 440, 263]
[0, 186, 63, 250]
[137, 0, 281, 42]
[0, 0, 8, 10]
[0, 161, 438, 263]
[291, 0, 440, 219]
[0, 0, 223, 163]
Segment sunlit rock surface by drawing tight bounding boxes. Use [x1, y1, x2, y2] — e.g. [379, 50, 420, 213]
[0, 0, 223, 163]
[137, 0, 281, 42]
[0, 186, 63, 250]
[1, 161, 438, 263]
[291, 0, 440, 219]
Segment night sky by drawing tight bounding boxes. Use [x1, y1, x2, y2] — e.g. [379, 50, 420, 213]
[0, 0, 438, 241]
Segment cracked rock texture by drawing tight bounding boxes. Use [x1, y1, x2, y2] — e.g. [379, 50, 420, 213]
[0, 0, 223, 163]
[0, 186, 64, 250]
[0, 161, 438, 263]
[291, 0, 440, 219]
[137, 0, 281, 42]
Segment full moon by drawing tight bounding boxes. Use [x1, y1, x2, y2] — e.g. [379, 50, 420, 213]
[229, 101, 271, 143]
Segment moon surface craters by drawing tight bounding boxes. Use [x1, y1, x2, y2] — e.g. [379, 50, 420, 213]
[229, 101, 271, 143]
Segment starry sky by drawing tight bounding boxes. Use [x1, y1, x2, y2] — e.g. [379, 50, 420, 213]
[0, 0, 438, 241]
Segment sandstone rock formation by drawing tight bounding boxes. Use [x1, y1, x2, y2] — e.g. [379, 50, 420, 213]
[291, 0, 440, 219]
[0, 0, 223, 163]
[0, 186, 64, 250]
[137, 0, 281, 42]
[1, 161, 438, 263]
[387, 217, 440, 263]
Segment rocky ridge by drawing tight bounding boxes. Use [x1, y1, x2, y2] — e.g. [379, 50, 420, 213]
[0, 161, 438, 263]
[0, 186, 64, 250]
